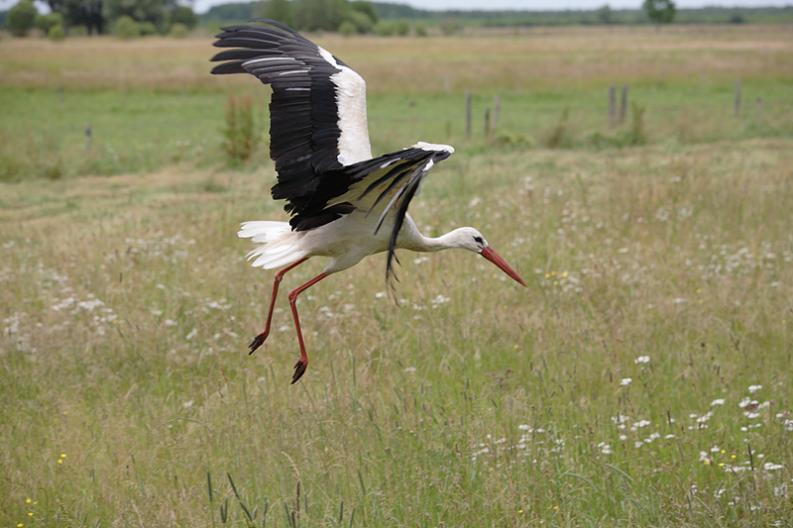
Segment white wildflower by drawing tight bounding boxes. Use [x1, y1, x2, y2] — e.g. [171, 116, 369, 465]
[711, 398, 725, 407]
[634, 355, 650, 364]
[748, 384, 763, 394]
[620, 377, 632, 386]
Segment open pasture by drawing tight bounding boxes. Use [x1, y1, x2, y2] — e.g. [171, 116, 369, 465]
[2, 25, 793, 526]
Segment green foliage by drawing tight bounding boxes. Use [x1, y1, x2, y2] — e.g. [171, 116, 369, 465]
[350, 1, 377, 25]
[624, 102, 647, 145]
[138, 20, 157, 35]
[68, 24, 87, 36]
[643, 0, 676, 25]
[256, 0, 293, 26]
[170, 5, 197, 29]
[344, 9, 374, 33]
[35, 12, 63, 33]
[542, 108, 573, 148]
[292, 0, 351, 31]
[46, 0, 104, 34]
[338, 19, 356, 36]
[393, 19, 409, 36]
[7, 0, 37, 37]
[223, 94, 259, 164]
[596, 4, 613, 24]
[113, 15, 141, 39]
[48, 23, 66, 41]
[373, 20, 394, 36]
[439, 18, 463, 35]
[414, 22, 428, 37]
[169, 21, 188, 38]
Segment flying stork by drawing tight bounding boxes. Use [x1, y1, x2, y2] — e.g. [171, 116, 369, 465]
[211, 20, 526, 383]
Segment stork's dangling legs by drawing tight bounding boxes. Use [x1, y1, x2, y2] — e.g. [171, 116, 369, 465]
[287, 272, 329, 383]
[248, 257, 309, 355]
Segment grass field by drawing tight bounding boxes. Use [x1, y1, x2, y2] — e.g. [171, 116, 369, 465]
[2, 26, 793, 527]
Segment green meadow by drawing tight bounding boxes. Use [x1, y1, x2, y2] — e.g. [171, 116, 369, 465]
[1, 25, 793, 527]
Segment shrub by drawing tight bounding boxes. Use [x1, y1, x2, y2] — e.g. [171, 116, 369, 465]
[346, 10, 374, 34]
[394, 20, 409, 36]
[169, 22, 188, 38]
[542, 108, 573, 149]
[68, 25, 88, 37]
[138, 21, 157, 36]
[8, 0, 37, 37]
[170, 5, 197, 29]
[414, 23, 428, 37]
[439, 18, 463, 36]
[374, 21, 395, 37]
[35, 12, 63, 34]
[338, 21, 357, 37]
[48, 24, 66, 41]
[113, 16, 140, 39]
[623, 103, 647, 146]
[223, 94, 258, 163]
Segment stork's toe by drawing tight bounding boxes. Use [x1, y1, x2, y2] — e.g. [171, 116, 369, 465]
[248, 332, 266, 355]
[291, 359, 308, 384]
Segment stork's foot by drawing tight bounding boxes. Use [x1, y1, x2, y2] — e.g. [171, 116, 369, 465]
[248, 332, 268, 355]
[291, 359, 308, 384]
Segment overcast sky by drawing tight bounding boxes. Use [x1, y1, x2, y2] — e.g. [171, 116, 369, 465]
[192, 0, 791, 13]
[2, 0, 791, 13]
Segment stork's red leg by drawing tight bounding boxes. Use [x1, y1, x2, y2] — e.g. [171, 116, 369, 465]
[249, 257, 308, 355]
[287, 271, 329, 384]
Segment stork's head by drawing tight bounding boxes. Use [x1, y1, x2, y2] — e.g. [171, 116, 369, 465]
[445, 227, 527, 287]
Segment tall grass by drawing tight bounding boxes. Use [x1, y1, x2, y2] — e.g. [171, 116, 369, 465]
[1, 25, 793, 527]
[2, 138, 792, 526]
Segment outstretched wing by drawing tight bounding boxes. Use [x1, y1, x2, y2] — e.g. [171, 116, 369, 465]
[322, 142, 455, 281]
[210, 19, 372, 224]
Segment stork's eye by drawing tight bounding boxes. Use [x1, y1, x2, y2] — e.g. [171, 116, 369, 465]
[473, 236, 484, 244]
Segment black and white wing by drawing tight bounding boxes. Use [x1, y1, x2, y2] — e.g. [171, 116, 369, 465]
[325, 142, 455, 280]
[211, 19, 372, 223]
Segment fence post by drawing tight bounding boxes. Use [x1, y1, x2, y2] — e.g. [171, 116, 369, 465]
[619, 85, 629, 124]
[484, 108, 491, 139]
[465, 92, 472, 139]
[734, 80, 742, 118]
[492, 95, 501, 131]
[608, 85, 616, 128]
[85, 124, 92, 150]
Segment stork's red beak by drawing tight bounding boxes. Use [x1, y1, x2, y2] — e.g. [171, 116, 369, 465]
[480, 246, 527, 287]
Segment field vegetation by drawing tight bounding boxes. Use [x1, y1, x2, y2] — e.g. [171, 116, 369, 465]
[1, 24, 793, 527]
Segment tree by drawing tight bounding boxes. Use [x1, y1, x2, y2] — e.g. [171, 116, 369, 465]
[256, 0, 293, 27]
[292, 0, 350, 32]
[643, 0, 675, 26]
[350, 1, 376, 25]
[47, 0, 105, 34]
[596, 4, 613, 25]
[8, 0, 37, 37]
[36, 12, 64, 33]
[170, 5, 196, 28]
[104, 0, 176, 32]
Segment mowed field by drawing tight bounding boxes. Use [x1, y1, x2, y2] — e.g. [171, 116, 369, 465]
[2, 25, 793, 527]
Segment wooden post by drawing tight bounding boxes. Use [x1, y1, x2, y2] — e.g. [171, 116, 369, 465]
[734, 80, 742, 118]
[465, 92, 472, 139]
[619, 85, 629, 124]
[85, 124, 92, 150]
[484, 108, 491, 139]
[492, 96, 501, 131]
[608, 85, 616, 128]
[756, 97, 764, 120]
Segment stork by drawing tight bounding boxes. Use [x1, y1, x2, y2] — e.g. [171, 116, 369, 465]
[211, 20, 526, 383]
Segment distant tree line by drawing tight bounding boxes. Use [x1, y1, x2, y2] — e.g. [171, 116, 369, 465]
[4, 0, 198, 38]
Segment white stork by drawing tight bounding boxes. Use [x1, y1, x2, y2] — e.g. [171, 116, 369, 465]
[211, 19, 526, 383]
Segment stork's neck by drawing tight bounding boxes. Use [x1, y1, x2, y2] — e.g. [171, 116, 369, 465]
[415, 229, 465, 252]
